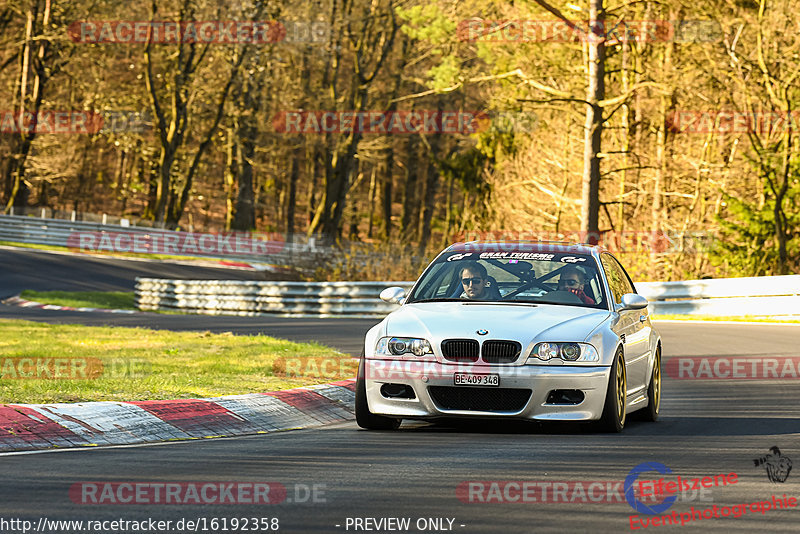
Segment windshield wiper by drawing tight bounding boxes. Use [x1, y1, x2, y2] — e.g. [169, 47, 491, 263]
[409, 298, 464, 303]
[462, 301, 539, 307]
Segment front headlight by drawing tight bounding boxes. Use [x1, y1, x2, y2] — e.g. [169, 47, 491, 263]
[527, 342, 600, 363]
[375, 337, 433, 357]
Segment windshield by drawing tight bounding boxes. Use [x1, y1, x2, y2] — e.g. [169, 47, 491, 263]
[407, 250, 607, 309]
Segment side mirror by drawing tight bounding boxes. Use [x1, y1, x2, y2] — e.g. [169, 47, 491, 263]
[619, 293, 648, 311]
[380, 286, 406, 304]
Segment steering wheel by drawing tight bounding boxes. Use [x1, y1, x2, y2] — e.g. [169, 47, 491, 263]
[537, 289, 583, 304]
[502, 278, 552, 300]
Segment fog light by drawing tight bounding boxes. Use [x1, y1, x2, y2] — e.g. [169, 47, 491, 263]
[545, 389, 585, 405]
[380, 383, 416, 399]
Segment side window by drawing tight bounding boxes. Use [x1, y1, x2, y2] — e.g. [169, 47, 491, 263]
[610, 255, 637, 295]
[601, 254, 626, 304]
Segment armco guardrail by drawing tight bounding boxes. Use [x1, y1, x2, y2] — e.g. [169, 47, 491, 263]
[136, 276, 800, 318]
[136, 279, 416, 317]
[0, 213, 320, 269]
[637, 275, 800, 317]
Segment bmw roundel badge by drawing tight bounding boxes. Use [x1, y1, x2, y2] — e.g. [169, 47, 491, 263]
[476, 329, 489, 335]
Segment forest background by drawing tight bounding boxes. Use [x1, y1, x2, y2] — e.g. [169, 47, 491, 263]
[1, 0, 798, 281]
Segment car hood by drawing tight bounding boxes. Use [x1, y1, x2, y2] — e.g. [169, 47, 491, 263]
[387, 302, 610, 347]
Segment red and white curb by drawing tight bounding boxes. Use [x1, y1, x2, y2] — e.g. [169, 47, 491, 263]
[0, 380, 355, 452]
[1, 295, 139, 315]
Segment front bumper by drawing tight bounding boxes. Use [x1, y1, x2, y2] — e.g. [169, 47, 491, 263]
[363, 358, 611, 421]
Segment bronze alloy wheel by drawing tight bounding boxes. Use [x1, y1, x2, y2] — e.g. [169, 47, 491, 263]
[599, 349, 627, 432]
[653, 348, 661, 413]
[636, 345, 661, 422]
[615, 353, 627, 426]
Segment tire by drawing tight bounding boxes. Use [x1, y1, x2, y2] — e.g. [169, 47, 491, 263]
[598, 348, 627, 433]
[637, 345, 661, 422]
[355, 354, 401, 430]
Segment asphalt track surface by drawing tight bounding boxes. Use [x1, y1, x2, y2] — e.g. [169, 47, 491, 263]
[0, 247, 370, 354]
[1, 247, 799, 533]
[0, 247, 268, 294]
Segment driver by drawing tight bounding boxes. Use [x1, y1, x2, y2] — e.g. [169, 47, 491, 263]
[459, 262, 490, 300]
[557, 265, 595, 305]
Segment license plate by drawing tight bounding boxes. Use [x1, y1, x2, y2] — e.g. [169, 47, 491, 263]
[454, 373, 500, 387]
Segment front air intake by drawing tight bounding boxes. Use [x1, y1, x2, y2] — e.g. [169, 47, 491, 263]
[428, 386, 532, 412]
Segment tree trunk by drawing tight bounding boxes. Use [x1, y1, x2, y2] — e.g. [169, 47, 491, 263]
[307, 143, 319, 226]
[3, 0, 50, 214]
[400, 136, 420, 240]
[285, 145, 300, 240]
[580, 0, 606, 244]
[224, 127, 236, 230]
[417, 153, 441, 254]
[367, 167, 376, 238]
[418, 102, 445, 253]
[232, 127, 256, 231]
[379, 144, 394, 238]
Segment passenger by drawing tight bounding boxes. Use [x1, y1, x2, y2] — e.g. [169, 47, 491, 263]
[557, 265, 595, 305]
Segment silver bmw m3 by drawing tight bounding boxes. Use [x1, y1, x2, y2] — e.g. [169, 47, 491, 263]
[356, 241, 662, 432]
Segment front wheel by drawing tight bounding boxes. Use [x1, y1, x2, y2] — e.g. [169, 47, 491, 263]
[598, 349, 626, 433]
[355, 355, 401, 430]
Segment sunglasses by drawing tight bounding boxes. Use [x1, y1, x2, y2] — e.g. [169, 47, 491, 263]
[461, 277, 484, 285]
[560, 279, 581, 287]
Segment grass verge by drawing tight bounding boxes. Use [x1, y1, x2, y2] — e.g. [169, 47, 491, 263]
[0, 319, 356, 403]
[19, 290, 137, 310]
[651, 314, 800, 323]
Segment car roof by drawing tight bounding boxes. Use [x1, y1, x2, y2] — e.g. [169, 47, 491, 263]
[446, 241, 604, 255]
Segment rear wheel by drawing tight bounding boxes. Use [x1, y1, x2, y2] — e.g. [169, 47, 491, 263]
[598, 349, 626, 433]
[638, 345, 661, 422]
[355, 354, 401, 430]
